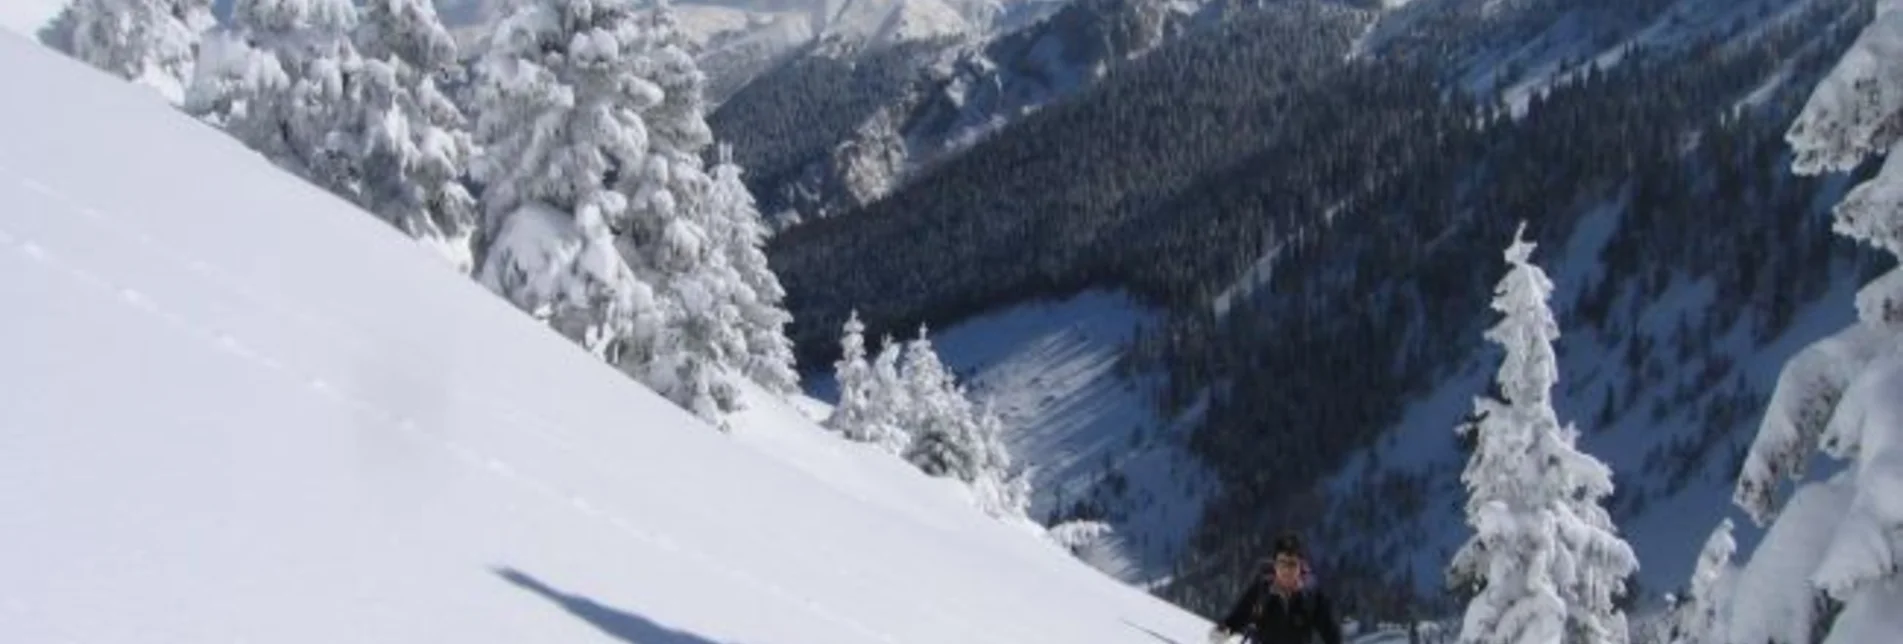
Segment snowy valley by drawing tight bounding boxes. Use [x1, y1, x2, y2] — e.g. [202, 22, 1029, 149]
[760, 0, 1903, 638]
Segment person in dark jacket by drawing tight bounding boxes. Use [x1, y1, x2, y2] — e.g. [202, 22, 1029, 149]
[1207, 532, 1344, 644]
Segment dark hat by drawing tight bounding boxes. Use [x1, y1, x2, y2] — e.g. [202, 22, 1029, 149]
[1271, 531, 1305, 559]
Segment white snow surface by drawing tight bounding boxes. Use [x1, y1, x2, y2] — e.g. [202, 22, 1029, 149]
[0, 31, 1218, 643]
[925, 290, 1214, 585]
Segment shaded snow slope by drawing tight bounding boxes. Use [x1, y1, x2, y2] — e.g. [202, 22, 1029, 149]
[890, 290, 1213, 587]
[0, 30, 1219, 643]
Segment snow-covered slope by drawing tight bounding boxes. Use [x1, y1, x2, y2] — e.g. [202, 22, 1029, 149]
[910, 290, 1214, 586]
[0, 29, 1226, 643]
[1355, 0, 1821, 115]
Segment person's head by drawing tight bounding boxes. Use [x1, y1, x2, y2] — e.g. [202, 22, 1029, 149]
[1265, 531, 1308, 590]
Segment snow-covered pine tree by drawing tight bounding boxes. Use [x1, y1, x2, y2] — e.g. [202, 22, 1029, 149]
[469, 0, 664, 360]
[865, 334, 913, 453]
[619, 146, 747, 422]
[339, 0, 479, 271]
[1725, 4, 1903, 642]
[46, 0, 213, 103]
[598, 0, 761, 421]
[824, 310, 880, 441]
[899, 326, 983, 478]
[1666, 518, 1735, 644]
[1449, 222, 1639, 644]
[186, 0, 362, 186]
[708, 143, 800, 394]
[968, 399, 1030, 520]
[1048, 519, 1114, 556]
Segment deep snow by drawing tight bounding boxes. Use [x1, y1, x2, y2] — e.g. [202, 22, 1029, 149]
[0, 29, 1220, 643]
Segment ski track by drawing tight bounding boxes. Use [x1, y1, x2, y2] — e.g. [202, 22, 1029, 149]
[0, 164, 912, 644]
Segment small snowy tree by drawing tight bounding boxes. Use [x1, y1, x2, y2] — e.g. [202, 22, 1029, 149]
[338, 0, 479, 270]
[1726, 3, 1903, 641]
[47, 0, 213, 103]
[1448, 222, 1639, 644]
[864, 335, 913, 453]
[825, 310, 879, 440]
[1666, 519, 1735, 644]
[900, 326, 980, 478]
[880, 326, 1031, 519]
[968, 399, 1031, 519]
[1048, 519, 1114, 556]
[468, 0, 664, 360]
[708, 143, 800, 394]
[186, 0, 363, 186]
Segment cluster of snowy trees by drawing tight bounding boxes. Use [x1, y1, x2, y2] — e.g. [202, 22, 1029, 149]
[1451, 2, 1903, 640]
[824, 311, 1030, 520]
[38, 0, 802, 427]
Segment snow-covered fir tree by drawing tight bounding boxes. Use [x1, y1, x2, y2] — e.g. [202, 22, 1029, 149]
[900, 325, 977, 478]
[708, 143, 800, 394]
[624, 153, 747, 422]
[602, 0, 755, 421]
[1448, 222, 1639, 644]
[469, 0, 665, 360]
[1048, 519, 1114, 556]
[1725, 4, 1903, 642]
[339, 0, 479, 271]
[44, 0, 213, 103]
[967, 399, 1030, 520]
[880, 326, 1029, 519]
[824, 310, 880, 441]
[1664, 519, 1735, 644]
[471, 0, 786, 423]
[186, 0, 363, 187]
[865, 335, 913, 454]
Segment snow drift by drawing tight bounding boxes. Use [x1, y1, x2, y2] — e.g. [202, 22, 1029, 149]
[0, 28, 1212, 643]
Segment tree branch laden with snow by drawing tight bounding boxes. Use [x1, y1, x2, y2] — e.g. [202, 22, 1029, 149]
[470, 0, 804, 424]
[1723, 2, 1903, 640]
[45, 0, 212, 104]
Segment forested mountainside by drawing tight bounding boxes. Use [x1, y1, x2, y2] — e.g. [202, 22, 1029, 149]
[768, 0, 1374, 351]
[766, 0, 1883, 622]
[706, 0, 1284, 226]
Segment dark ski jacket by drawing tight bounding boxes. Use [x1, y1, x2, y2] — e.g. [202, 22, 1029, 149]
[1217, 580, 1343, 644]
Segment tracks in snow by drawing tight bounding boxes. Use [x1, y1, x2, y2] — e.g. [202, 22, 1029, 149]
[0, 163, 906, 644]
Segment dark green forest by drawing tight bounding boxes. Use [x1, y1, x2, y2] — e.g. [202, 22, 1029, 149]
[759, 0, 1882, 621]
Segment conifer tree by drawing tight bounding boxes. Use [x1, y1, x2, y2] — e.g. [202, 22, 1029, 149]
[1450, 222, 1638, 644]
